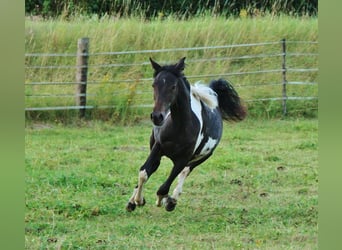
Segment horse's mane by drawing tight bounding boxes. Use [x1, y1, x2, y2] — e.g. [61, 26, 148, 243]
[191, 82, 218, 109]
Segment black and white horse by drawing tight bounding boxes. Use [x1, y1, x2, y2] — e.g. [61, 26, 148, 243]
[126, 57, 246, 212]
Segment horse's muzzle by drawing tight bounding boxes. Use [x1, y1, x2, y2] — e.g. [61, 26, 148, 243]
[151, 111, 165, 126]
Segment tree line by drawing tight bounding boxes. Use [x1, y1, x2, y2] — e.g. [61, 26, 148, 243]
[26, 0, 318, 18]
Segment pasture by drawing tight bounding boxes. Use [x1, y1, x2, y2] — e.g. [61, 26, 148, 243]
[25, 118, 318, 249]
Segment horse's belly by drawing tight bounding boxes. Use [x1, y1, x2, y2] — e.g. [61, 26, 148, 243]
[189, 135, 219, 164]
[198, 137, 218, 155]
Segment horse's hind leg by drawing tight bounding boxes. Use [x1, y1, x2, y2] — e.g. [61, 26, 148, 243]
[171, 166, 190, 201]
[162, 155, 213, 211]
[154, 166, 191, 211]
[160, 166, 196, 212]
[155, 160, 189, 211]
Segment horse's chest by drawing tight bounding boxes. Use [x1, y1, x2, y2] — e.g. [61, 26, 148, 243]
[153, 124, 196, 147]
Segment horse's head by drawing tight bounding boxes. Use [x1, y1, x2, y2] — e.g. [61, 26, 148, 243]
[149, 57, 186, 126]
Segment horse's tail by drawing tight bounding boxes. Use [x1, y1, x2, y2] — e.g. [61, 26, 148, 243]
[209, 78, 247, 122]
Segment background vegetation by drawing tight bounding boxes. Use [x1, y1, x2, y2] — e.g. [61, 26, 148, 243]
[25, 0, 318, 18]
[25, 14, 318, 122]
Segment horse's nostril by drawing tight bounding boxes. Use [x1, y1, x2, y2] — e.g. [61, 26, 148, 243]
[158, 113, 164, 121]
[151, 112, 164, 126]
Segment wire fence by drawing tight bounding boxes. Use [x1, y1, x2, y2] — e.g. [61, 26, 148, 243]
[25, 39, 318, 118]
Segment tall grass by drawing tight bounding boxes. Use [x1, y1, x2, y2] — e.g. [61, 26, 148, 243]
[25, 14, 318, 122]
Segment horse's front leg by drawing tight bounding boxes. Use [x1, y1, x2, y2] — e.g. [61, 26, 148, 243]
[126, 170, 148, 211]
[126, 143, 161, 212]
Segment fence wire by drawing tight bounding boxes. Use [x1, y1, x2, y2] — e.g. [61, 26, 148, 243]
[25, 40, 318, 114]
[25, 68, 318, 86]
[25, 52, 318, 70]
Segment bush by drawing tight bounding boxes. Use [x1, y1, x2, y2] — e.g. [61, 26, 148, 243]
[25, 0, 318, 18]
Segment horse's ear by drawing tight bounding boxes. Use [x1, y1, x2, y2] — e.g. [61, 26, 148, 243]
[175, 57, 186, 71]
[150, 57, 162, 72]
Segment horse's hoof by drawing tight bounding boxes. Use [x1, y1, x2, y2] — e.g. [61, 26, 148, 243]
[137, 198, 146, 207]
[165, 197, 177, 212]
[126, 202, 136, 212]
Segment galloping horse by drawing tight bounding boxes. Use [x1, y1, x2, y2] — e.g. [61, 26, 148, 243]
[126, 57, 246, 212]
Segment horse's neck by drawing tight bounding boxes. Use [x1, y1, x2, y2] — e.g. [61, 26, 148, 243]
[170, 78, 192, 124]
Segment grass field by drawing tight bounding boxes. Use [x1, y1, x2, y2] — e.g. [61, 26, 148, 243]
[25, 15, 318, 120]
[25, 117, 318, 249]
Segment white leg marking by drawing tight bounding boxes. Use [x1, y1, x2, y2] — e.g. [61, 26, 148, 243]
[156, 196, 162, 207]
[171, 167, 191, 200]
[156, 195, 168, 207]
[134, 170, 148, 205]
[128, 187, 138, 204]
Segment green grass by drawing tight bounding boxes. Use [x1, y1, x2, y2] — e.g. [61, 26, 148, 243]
[25, 15, 318, 121]
[25, 118, 318, 249]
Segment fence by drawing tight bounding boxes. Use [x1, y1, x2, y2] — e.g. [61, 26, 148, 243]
[25, 39, 318, 118]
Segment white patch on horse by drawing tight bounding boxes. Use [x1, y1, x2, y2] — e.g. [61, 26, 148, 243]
[193, 133, 204, 154]
[200, 137, 218, 155]
[134, 169, 148, 205]
[139, 169, 148, 182]
[171, 166, 190, 200]
[191, 82, 218, 110]
[189, 137, 218, 164]
[190, 83, 219, 154]
[128, 187, 138, 204]
[190, 89, 203, 154]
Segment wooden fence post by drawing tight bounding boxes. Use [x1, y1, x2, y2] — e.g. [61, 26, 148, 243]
[281, 38, 287, 117]
[76, 37, 89, 118]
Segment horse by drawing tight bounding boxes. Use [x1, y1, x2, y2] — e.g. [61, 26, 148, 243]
[126, 57, 246, 212]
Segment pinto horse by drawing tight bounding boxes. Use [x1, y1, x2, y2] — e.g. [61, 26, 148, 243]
[126, 57, 246, 212]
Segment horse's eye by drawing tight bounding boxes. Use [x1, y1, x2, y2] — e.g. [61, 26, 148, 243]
[171, 85, 176, 91]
